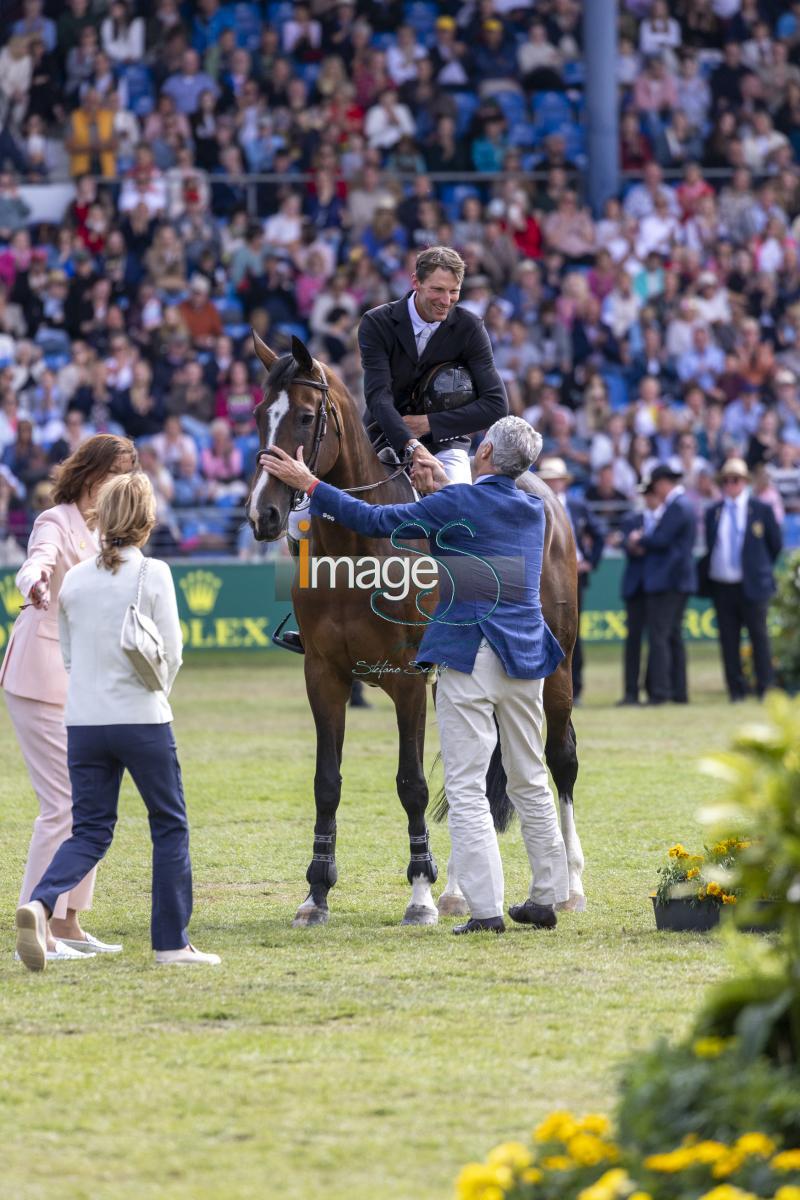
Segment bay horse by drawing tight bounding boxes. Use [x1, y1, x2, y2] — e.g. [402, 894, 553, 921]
[246, 333, 585, 927]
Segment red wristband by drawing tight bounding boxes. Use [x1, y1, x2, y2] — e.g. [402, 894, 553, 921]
[306, 478, 321, 495]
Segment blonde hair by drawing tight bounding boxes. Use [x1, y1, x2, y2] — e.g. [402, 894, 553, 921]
[94, 473, 156, 573]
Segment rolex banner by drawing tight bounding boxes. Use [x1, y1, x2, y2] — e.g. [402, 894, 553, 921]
[0, 560, 718, 654]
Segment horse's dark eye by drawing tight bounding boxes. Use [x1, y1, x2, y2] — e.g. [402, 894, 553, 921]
[300, 413, 315, 427]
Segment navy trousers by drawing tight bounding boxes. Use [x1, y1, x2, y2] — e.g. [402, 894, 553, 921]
[32, 724, 193, 951]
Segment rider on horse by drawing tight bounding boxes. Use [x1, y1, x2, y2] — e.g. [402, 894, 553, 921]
[358, 244, 508, 493]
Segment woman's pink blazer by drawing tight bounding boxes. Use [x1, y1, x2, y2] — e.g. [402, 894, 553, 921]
[0, 504, 97, 706]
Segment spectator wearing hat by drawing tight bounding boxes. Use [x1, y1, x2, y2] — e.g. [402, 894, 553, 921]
[701, 456, 782, 701]
[627, 464, 697, 705]
[537, 457, 605, 704]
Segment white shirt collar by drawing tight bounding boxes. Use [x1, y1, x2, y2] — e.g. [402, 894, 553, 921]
[725, 486, 750, 514]
[407, 292, 440, 337]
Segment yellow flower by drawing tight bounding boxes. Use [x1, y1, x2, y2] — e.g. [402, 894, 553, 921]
[521, 1167, 543, 1184]
[697, 1188, 757, 1200]
[734, 1132, 776, 1158]
[567, 1133, 619, 1167]
[687, 868, 701, 879]
[455, 1163, 511, 1200]
[487, 1142, 532, 1172]
[577, 1168, 630, 1200]
[629, 1194, 653, 1200]
[707, 880, 723, 897]
[773, 1150, 800, 1171]
[711, 1149, 746, 1178]
[775, 1188, 800, 1200]
[669, 844, 691, 859]
[533, 1110, 578, 1144]
[693, 1037, 727, 1059]
[690, 1141, 729, 1165]
[643, 1148, 695, 1173]
[722, 893, 738, 904]
[578, 1114, 612, 1137]
[541, 1155, 573, 1171]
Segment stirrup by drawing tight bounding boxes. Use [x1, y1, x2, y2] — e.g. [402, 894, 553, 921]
[272, 611, 304, 655]
[287, 535, 300, 558]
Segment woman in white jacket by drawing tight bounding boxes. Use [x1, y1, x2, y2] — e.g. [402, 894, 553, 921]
[15, 473, 219, 970]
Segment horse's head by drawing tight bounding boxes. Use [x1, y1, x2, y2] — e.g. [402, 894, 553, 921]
[247, 332, 342, 541]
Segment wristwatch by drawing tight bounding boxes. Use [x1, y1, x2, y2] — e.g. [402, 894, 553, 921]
[405, 438, 424, 455]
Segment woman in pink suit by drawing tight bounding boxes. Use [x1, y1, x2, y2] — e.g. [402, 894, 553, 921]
[1, 434, 136, 960]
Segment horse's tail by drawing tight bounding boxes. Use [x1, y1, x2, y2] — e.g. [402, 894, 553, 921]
[428, 719, 515, 833]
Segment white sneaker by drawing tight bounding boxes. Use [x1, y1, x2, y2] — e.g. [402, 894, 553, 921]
[58, 932, 123, 954]
[15, 901, 49, 972]
[13, 940, 95, 964]
[154, 943, 221, 966]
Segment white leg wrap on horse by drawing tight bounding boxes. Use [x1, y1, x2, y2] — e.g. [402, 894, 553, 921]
[556, 795, 587, 912]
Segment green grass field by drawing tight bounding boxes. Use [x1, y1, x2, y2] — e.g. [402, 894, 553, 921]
[0, 644, 752, 1200]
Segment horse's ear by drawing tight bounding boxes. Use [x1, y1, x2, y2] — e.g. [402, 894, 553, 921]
[252, 330, 277, 371]
[291, 335, 314, 372]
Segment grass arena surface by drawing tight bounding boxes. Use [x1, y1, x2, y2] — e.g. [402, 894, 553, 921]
[0, 644, 751, 1200]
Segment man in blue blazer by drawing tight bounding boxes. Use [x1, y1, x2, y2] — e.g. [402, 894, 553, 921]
[701, 457, 782, 701]
[627, 464, 697, 705]
[262, 416, 569, 935]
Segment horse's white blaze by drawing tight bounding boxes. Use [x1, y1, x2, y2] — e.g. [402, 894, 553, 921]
[248, 471, 267, 524]
[266, 389, 291, 442]
[249, 390, 291, 524]
[557, 796, 587, 912]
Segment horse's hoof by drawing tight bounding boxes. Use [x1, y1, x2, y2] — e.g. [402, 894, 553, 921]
[402, 904, 438, 926]
[292, 904, 329, 927]
[436, 893, 470, 916]
[556, 892, 587, 913]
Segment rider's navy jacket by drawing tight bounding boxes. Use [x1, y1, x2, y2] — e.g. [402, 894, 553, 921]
[308, 474, 565, 680]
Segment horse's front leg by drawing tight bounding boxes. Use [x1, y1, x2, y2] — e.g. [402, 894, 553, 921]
[293, 657, 350, 928]
[391, 677, 439, 926]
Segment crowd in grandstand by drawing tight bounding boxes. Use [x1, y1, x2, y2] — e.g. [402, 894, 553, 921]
[1, 0, 800, 561]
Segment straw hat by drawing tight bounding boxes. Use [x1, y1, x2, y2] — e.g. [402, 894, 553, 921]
[537, 457, 572, 482]
[718, 457, 750, 481]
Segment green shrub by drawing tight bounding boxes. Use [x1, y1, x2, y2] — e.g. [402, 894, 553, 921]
[772, 550, 800, 693]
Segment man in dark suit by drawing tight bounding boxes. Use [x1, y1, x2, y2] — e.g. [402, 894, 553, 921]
[617, 482, 660, 706]
[537, 457, 605, 703]
[358, 244, 508, 491]
[627, 464, 697, 705]
[702, 456, 782, 701]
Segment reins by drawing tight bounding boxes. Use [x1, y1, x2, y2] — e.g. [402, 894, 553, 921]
[257, 359, 412, 509]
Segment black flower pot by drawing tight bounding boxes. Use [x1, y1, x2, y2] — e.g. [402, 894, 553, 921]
[651, 896, 721, 932]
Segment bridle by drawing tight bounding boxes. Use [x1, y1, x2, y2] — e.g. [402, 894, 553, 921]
[256, 358, 411, 515]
